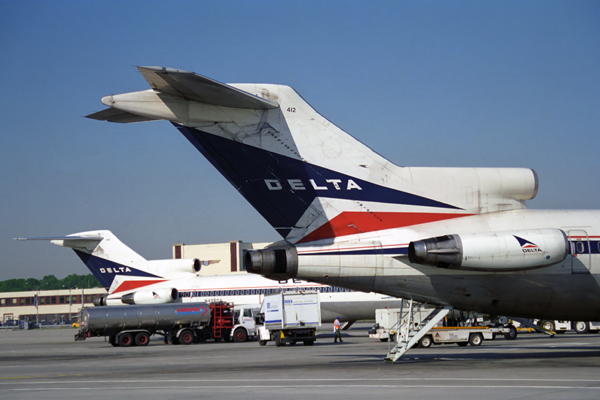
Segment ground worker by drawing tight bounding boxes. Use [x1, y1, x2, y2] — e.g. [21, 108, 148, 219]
[334, 316, 343, 343]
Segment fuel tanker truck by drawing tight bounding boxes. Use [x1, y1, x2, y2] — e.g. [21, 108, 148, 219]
[75, 302, 235, 347]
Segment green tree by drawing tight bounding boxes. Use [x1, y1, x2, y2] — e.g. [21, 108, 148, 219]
[0, 274, 101, 293]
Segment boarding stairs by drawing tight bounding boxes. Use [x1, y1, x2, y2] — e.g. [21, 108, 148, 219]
[383, 299, 452, 363]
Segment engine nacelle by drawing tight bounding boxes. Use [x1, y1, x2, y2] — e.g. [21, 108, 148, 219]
[93, 294, 128, 306]
[120, 288, 179, 305]
[144, 258, 201, 274]
[408, 229, 569, 272]
[244, 241, 298, 280]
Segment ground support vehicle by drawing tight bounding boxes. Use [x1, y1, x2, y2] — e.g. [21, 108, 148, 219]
[369, 306, 433, 342]
[418, 326, 513, 348]
[257, 291, 320, 347]
[75, 301, 235, 346]
[370, 307, 513, 346]
[573, 321, 600, 334]
[536, 320, 600, 334]
[383, 300, 518, 363]
[231, 306, 262, 342]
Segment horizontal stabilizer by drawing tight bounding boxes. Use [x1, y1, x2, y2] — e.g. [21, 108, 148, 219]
[137, 66, 279, 109]
[14, 235, 103, 242]
[85, 107, 160, 123]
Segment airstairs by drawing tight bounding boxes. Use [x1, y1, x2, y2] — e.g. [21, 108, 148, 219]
[383, 299, 452, 363]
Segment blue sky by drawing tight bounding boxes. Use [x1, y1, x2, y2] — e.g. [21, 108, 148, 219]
[1, 1, 599, 281]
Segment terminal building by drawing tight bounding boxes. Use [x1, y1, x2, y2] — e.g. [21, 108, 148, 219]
[172, 240, 270, 275]
[0, 288, 107, 325]
[1, 240, 269, 325]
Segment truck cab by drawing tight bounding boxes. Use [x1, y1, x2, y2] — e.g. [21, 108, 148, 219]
[231, 306, 261, 342]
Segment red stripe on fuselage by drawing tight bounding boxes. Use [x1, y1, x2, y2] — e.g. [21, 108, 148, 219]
[297, 212, 473, 243]
[112, 279, 167, 294]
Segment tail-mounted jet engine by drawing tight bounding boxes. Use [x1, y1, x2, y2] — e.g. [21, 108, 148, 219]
[408, 229, 569, 272]
[245, 242, 298, 280]
[145, 258, 201, 274]
[120, 288, 179, 305]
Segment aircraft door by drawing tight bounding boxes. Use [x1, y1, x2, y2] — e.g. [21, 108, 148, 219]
[568, 230, 591, 274]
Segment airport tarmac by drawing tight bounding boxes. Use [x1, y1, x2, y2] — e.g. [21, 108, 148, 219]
[1, 323, 600, 399]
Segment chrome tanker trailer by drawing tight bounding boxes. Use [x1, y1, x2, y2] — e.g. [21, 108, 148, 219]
[75, 302, 234, 347]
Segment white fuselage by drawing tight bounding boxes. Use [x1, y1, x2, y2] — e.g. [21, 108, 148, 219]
[292, 209, 600, 320]
[107, 273, 400, 322]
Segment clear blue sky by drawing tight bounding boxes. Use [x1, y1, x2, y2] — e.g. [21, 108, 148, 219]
[1, 1, 599, 281]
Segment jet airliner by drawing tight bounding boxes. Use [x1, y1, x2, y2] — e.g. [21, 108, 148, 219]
[86, 66, 600, 321]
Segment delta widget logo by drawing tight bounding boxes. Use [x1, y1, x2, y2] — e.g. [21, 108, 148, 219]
[514, 236, 542, 253]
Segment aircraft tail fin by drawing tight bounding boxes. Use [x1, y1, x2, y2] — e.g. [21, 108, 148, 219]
[16, 231, 161, 290]
[89, 68, 538, 243]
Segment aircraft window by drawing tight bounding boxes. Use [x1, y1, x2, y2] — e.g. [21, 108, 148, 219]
[577, 241, 585, 253]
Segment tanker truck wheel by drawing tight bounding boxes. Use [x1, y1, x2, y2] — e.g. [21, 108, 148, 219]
[179, 329, 194, 345]
[135, 332, 150, 346]
[118, 333, 133, 347]
[233, 328, 247, 343]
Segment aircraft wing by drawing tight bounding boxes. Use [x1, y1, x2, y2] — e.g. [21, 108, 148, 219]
[86, 107, 160, 123]
[137, 66, 279, 109]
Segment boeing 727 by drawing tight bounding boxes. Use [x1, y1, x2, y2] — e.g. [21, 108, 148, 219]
[17, 230, 399, 323]
[87, 67, 600, 322]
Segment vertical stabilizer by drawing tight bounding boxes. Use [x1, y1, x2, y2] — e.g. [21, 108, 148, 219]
[88, 67, 538, 243]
